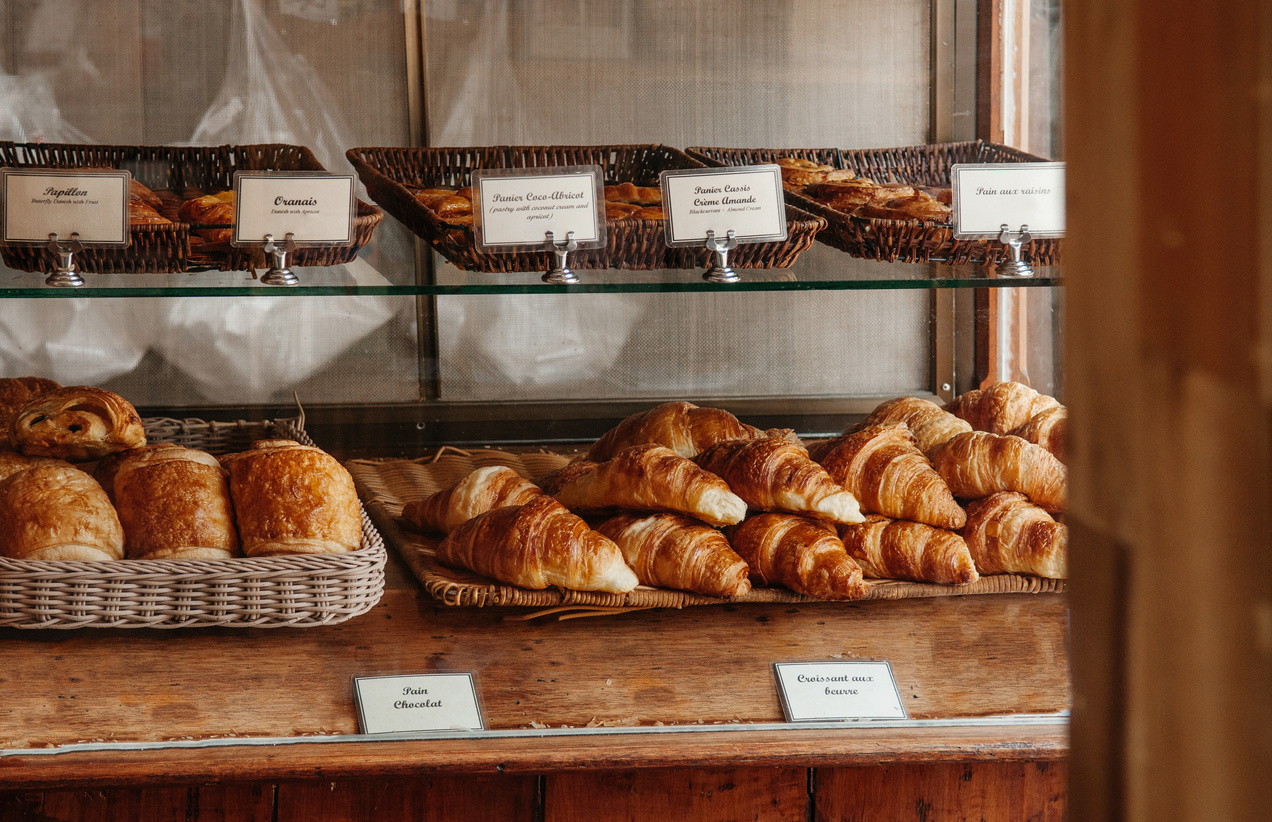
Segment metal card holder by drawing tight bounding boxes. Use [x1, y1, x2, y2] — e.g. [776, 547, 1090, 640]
[261, 232, 300, 286]
[543, 230, 579, 284]
[703, 229, 739, 283]
[997, 224, 1034, 278]
[45, 232, 85, 288]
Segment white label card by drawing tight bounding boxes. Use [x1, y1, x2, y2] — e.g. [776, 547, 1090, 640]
[1, 169, 129, 245]
[773, 662, 906, 722]
[951, 162, 1065, 238]
[473, 166, 604, 250]
[233, 171, 356, 246]
[354, 673, 484, 735]
[661, 165, 786, 246]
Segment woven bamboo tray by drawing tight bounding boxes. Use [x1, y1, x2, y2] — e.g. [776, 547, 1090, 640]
[347, 448, 1064, 611]
[0, 417, 386, 629]
[0, 142, 382, 274]
[686, 141, 1061, 266]
[346, 144, 826, 272]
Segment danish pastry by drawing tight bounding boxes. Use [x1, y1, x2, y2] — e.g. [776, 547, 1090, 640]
[10, 386, 145, 461]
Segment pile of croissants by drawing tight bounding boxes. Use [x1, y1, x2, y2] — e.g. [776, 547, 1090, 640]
[0, 377, 361, 563]
[402, 383, 1067, 601]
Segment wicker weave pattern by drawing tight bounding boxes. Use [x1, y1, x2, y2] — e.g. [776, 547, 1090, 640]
[686, 141, 1062, 266]
[347, 449, 1064, 610]
[347, 144, 826, 272]
[0, 419, 386, 629]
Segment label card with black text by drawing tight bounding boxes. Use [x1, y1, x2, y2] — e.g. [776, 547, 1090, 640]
[951, 162, 1065, 238]
[773, 662, 906, 722]
[660, 165, 786, 247]
[472, 166, 604, 251]
[232, 171, 356, 247]
[1, 168, 130, 245]
[354, 673, 484, 735]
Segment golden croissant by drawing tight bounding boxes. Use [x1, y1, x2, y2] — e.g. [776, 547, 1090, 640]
[587, 401, 766, 462]
[927, 431, 1066, 512]
[837, 515, 978, 584]
[813, 422, 966, 530]
[10, 386, 145, 461]
[437, 494, 638, 593]
[962, 492, 1067, 578]
[541, 444, 746, 527]
[0, 376, 60, 449]
[943, 382, 1062, 435]
[402, 465, 542, 534]
[695, 437, 864, 524]
[727, 513, 867, 600]
[0, 463, 124, 561]
[864, 396, 972, 453]
[597, 512, 751, 597]
[1008, 406, 1067, 463]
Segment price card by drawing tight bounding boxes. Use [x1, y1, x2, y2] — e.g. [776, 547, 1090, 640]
[1, 168, 130, 245]
[660, 165, 786, 246]
[472, 166, 605, 251]
[773, 661, 906, 722]
[354, 673, 484, 735]
[951, 162, 1065, 238]
[232, 171, 356, 246]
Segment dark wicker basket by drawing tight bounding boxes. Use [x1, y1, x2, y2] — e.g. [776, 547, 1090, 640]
[687, 141, 1061, 266]
[0, 142, 382, 274]
[347, 144, 826, 272]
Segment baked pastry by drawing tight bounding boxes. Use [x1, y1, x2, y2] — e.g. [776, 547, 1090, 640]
[864, 396, 973, 453]
[962, 492, 1067, 578]
[944, 382, 1062, 435]
[0, 463, 123, 561]
[1008, 406, 1067, 463]
[630, 206, 665, 220]
[597, 512, 751, 598]
[812, 422, 966, 530]
[128, 201, 171, 226]
[604, 183, 662, 205]
[220, 439, 361, 556]
[541, 444, 746, 527]
[0, 451, 72, 482]
[102, 444, 240, 561]
[0, 377, 60, 449]
[837, 515, 978, 584]
[401, 465, 542, 534]
[10, 386, 145, 461]
[775, 157, 857, 188]
[605, 201, 642, 220]
[178, 193, 235, 243]
[855, 192, 951, 222]
[727, 513, 866, 600]
[803, 180, 880, 210]
[695, 438, 864, 524]
[927, 431, 1067, 512]
[588, 401, 766, 462]
[437, 494, 638, 593]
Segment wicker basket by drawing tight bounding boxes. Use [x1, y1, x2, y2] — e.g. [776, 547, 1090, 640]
[347, 448, 1064, 611]
[687, 141, 1062, 266]
[0, 417, 387, 629]
[0, 142, 383, 274]
[347, 144, 825, 272]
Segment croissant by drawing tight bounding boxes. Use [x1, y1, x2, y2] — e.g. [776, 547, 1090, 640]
[587, 401, 764, 462]
[0, 376, 60, 449]
[402, 465, 542, 534]
[837, 515, 978, 584]
[727, 513, 866, 600]
[541, 444, 746, 527]
[220, 439, 361, 556]
[944, 382, 1062, 434]
[597, 512, 750, 597]
[0, 451, 71, 483]
[813, 423, 966, 530]
[102, 444, 240, 561]
[927, 431, 1067, 512]
[1008, 406, 1067, 463]
[10, 386, 145, 461]
[864, 396, 972, 453]
[0, 464, 123, 561]
[129, 179, 164, 211]
[963, 492, 1067, 578]
[696, 438, 864, 524]
[437, 494, 638, 593]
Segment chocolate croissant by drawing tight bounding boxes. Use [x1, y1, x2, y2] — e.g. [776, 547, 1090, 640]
[437, 494, 638, 593]
[727, 513, 867, 600]
[962, 492, 1067, 578]
[220, 439, 361, 556]
[944, 382, 1062, 435]
[0, 376, 60, 449]
[541, 444, 746, 527]
[597, 512, 750, 597]
[812, 423, 966, 530]
[10, 386, 145, 461]
[0, 464, 123, 561]
[1008, 406, 1067, 463]
[402, 465, 542, 534]
[587, 401, 765, 462]
[837, 515, 978, 585]
[864, 396, 972, 453]
[927, 431, 1067, 512]
[696, 437, 864, 524]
